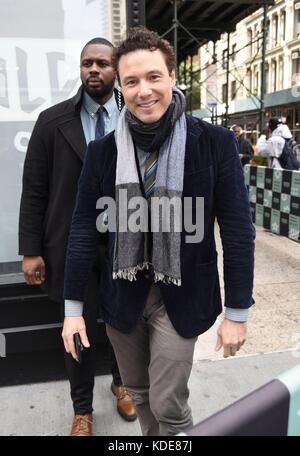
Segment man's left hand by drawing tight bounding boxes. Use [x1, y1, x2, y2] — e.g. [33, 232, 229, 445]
[215, 319, 247, 357]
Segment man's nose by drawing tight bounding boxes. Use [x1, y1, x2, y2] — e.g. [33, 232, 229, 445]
[138, 82, 152, 97]
[89, 62, 100, 73]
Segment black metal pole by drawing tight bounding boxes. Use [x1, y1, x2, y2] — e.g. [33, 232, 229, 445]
[259, 4, 268, 134]
[190, 55, 193, 114]
[199, 55, 201, 109]
[224, 32, 230, 127]
[173, 0, 178, 79]
[213, 42, 217, 124]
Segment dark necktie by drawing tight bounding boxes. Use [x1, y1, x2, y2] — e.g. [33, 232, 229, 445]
[95, 106, 105, 140]
[144, 150, 158, 199]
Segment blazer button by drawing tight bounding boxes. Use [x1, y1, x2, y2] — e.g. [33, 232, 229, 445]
[144, 273, 150, 279]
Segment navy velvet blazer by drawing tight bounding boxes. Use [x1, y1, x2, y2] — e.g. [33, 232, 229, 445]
[64, 115, 255, 338]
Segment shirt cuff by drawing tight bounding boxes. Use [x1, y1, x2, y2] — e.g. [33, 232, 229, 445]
[64, 300, 84, 317]
[225, 307, 249, 322]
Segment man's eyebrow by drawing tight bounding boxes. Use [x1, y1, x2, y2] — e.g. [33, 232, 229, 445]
[81, 57, 111, 63]
[147, 69, 164, 74]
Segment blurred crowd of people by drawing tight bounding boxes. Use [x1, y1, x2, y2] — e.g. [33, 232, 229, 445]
[231, 119, 300, 171]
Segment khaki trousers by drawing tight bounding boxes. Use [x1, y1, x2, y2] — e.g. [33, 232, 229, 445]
[106, 285, 197, 436]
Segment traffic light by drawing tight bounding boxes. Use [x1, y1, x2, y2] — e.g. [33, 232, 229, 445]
[126, 0, 146, 27]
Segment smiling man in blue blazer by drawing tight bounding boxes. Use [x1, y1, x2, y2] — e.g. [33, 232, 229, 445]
[62, 27, 255, 436]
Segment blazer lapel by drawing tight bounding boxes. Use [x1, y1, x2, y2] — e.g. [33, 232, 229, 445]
[185, 114, 204, 149]
[58, 115, 87, 162]
[184, 115, 204, 172]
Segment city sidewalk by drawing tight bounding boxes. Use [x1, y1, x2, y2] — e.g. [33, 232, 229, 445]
[0, 227, 299, 436]
[0, 350, 299, 436]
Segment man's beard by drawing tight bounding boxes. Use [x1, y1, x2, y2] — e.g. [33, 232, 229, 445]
[83, 80, 115, 101]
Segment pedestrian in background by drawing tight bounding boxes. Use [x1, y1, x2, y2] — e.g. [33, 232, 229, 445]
[256, 117, 299, 170]
[232, 124, 254, 166]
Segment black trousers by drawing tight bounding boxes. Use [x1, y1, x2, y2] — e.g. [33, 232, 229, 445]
[62, 263, 122, 415]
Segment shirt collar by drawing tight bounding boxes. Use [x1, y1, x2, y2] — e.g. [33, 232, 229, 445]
[103, 93, 118, 118]
[82, 90, 117, 118]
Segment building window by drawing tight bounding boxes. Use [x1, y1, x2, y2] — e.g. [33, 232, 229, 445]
[253, 66, 259, 95]
[272, 15, 278, 46]
[222, 49, 227, 69]
[294, 6, 300, 38]
[281, 11, 286, 41]
[265, 62, 269, 94]
[292, 55, 300, 82]
[247, 29, 252, 57]
[266, 19, 270, 48]
[231, 80, 236, 100]
[231, 44, 237, 61]
[247, 68, 252, 95]
[272, 60, 277, 92]
[222, 83, 228, 102]
[254, 24, 258, 52]
[279, 57, 283, 90]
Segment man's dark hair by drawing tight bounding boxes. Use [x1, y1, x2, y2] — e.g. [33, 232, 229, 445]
[268, 117, 282, 132]
[113, 26, 175, 78]
[81, 37, 114, 58]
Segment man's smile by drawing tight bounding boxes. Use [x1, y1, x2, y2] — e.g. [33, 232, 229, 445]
[137, 100, 158, 110]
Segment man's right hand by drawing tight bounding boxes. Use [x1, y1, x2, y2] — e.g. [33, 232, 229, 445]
[62, 316, 90, 362]
[22, 256, 45, 285]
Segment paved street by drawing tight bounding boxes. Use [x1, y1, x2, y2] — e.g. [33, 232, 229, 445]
[194, 225, 300, 361]
[0, 226, 299, 436]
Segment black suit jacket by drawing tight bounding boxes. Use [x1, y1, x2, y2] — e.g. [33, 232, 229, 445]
[18, 87, 122, 302]
[238, 136, 254, 166]
[64, 115, 255, 338]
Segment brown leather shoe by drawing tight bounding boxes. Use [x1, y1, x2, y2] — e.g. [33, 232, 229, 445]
[69, 414, 93, 436]
[111, 382, 137, 422]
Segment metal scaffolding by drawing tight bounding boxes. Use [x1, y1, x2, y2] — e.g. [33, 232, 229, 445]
[125, 0, 275, 129]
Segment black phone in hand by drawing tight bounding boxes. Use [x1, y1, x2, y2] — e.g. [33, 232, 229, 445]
[74, 332, 83, 364]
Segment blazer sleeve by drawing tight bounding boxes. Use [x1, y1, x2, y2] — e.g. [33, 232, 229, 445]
[215, 129, 255, 310]
[18, 115, 49, 256]
[64, 140, 102, 301]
